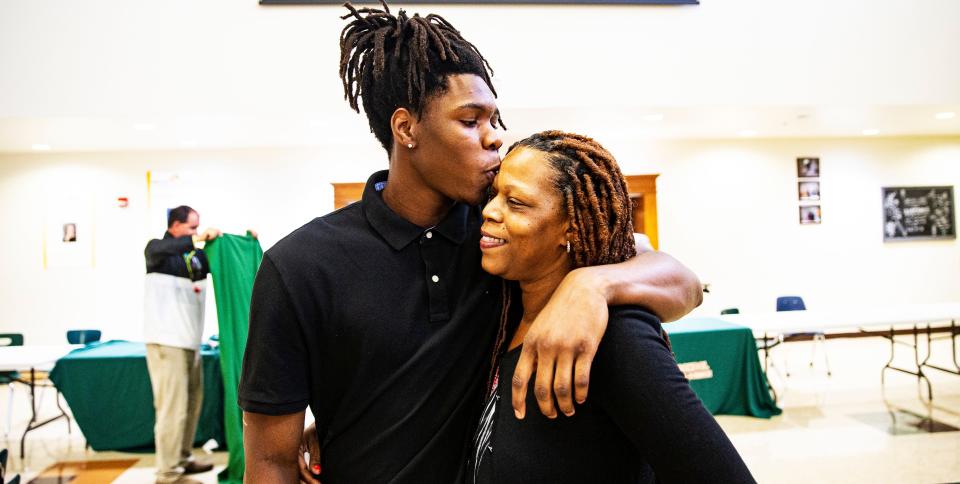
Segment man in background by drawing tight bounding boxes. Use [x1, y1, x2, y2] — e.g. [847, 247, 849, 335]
[144, 205, 218, 484]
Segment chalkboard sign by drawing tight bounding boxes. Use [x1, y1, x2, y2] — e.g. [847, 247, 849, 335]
[882, 186, 955, 241]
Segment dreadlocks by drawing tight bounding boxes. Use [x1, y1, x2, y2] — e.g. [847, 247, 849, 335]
[339, 1, 504, 153]
[508, 130, 637, 268]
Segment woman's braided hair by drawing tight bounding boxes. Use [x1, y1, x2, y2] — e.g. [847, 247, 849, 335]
[509, 130, 636, 268]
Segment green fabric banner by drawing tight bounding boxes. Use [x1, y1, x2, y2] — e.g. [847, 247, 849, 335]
[205, 233, 263, 483]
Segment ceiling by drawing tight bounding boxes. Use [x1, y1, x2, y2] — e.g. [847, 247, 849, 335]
[3, 1, 959, 154]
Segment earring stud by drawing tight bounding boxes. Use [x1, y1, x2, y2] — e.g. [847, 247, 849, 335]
[407, 143, 414, 149]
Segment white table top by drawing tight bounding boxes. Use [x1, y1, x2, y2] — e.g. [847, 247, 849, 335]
[720, 302, 960, 335]
[0, 345, 81, 372]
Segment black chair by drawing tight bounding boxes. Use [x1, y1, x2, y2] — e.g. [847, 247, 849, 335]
[0, 335, 23, 347]
[66, 330, 101, 345]
[776, 296, 831, 376]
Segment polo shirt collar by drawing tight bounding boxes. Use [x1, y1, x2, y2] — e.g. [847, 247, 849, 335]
[362, 170, 471, 250]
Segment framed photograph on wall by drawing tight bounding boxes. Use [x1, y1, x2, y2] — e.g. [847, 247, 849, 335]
[800, 205, 821, 224]
[43, 196, 95, 269]
[798, 181, 821, 201]
[797, 157, 820, 178]
[882, 186, 955, 241]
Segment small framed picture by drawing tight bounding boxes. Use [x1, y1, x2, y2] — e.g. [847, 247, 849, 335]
[798, 181, 821, 201]
[800, 205, 821, 224]
[62, 223, 77, 242]
[797, 157, 820, 178]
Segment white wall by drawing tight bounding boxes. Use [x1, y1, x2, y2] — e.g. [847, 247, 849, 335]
[641, 136, 960, 316]
[1, 136, 957, 343]
[0, 143, 385, 344]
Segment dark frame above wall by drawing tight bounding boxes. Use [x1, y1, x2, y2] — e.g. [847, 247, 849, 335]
[262, 0, 697, 4]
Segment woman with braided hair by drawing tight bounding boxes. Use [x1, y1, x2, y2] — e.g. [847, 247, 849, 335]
[471, 131, 754, 483]
[240, 2, 704, 482]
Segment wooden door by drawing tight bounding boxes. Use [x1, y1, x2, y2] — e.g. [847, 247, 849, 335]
[332, 182, 365, 210]
[623, 174, 659, 250]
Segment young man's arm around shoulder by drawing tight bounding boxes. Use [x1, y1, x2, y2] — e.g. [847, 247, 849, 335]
[512, 238, 702, 419]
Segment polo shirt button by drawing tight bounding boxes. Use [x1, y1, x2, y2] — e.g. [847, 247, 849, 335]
[426, 231, 433, 239]
[431, 275, 439, 283]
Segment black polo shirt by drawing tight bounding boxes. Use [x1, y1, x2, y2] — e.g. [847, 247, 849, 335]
[239, 170, 503, 483]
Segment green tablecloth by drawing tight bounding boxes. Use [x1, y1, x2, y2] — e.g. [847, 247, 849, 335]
[49, 340, 226, 451]
[666, 317, 781, 418]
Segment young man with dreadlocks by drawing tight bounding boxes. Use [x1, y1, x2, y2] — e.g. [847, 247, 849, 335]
[238, 2, 702, 482]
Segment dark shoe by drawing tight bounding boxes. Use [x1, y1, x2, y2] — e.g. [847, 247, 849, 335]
[182, 460, 214, 474]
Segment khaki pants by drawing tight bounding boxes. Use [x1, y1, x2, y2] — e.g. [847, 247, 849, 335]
[145, 343, 204, 483]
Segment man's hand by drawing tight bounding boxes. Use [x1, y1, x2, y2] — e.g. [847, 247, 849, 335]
[513, 268, 607, 419]
[297, 422, 322, 484]
[199, 227, 221, 242]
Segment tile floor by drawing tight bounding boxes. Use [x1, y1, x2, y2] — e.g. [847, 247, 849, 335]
[1, 336, 958, 483]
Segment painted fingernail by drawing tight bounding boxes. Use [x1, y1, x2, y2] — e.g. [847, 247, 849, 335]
[312, 465, 321, 474]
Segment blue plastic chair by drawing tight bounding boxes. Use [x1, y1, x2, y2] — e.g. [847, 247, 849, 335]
[776, 296, 806, 312]
[776, 296, 831, 376]
[66, 330, 101, 345]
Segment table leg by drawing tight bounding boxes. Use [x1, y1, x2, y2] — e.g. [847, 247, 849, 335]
[912, 325, 933, 402]
[760, 332, 778, 402]
[18, 367, 72, 459]
[55, 390, 71, 434]
[880, 325, 933, 403]
[922, 319, 960, 377]
[881, 327, 895, 389]
[763, 332, 770, 375]
[19, 367, 37, 459]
